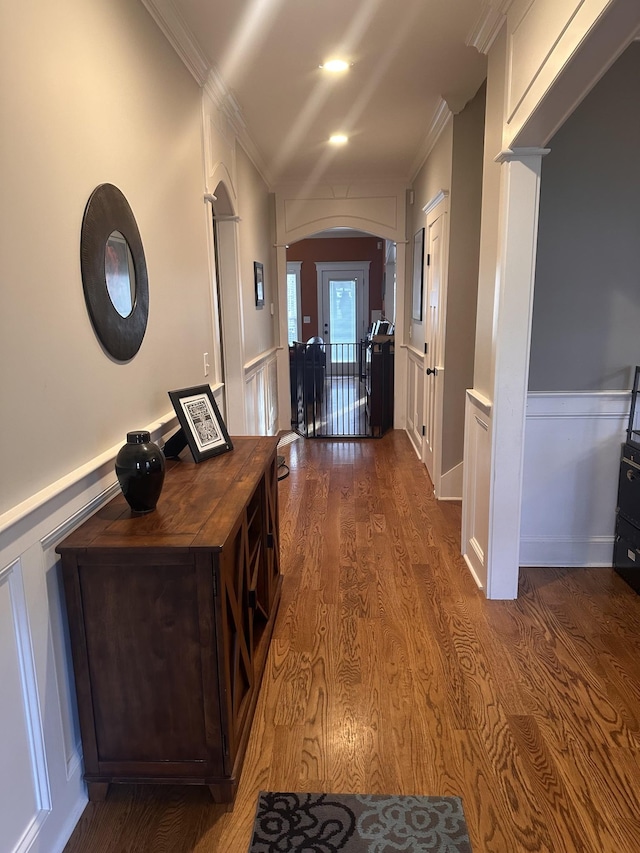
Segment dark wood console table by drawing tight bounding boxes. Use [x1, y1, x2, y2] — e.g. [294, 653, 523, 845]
[57, 436, 282, 803]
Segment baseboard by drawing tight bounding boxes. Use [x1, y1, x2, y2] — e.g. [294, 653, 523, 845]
[51, 791, 88, 853]
[463, 553, 485, 590]
[438, 461, 462, 500]
[520, 535, 615, 567]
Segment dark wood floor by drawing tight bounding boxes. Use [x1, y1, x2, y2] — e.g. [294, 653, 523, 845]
[63, 430, 640, 852]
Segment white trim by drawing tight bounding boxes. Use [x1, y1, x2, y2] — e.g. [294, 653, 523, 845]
[466, 1, 512, 54]
[484, 151, 545, 599]
[40, 484, 120, 551]
[286, 261, 302, 344]
[462, 390, 492, 591]
[439, 461, 464, 501]
[313, 261, 372, 272]
[526, 389, 630, 418]
[464, 552, 485, 590]
[140, 0, 209, 85]
[2, 560, 51, 825]
[404, 342, 425, 360]
[422, 189, 450, 217]
[244, 346, 279, 374]
[409, 100, 453, 182]
[520, 389, 628, 569]
[520, 536, 615, 567]
[315, 262, 371, 344]
[466, 387, 493, 417]
[495, 147, 551, 163]
[0, 411, 178, 538]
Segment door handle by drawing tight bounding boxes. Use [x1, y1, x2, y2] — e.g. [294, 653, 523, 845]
[426, 367, 437, 375]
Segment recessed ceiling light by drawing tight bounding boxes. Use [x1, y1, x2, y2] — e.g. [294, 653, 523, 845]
[329, 134, 348, 145]
[320, 59, 350, 72]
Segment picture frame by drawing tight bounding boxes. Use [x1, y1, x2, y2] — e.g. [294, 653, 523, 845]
[167, 385, 233, 463]
[412, 228, 425, 321]
[254, 261, 265, 308]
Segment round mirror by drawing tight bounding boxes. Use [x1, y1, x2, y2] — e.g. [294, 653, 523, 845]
[105, 231, 136, 318]
[80, 184, 149, 361]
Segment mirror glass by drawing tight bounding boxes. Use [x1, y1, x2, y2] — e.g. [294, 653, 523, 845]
[105, 230, 136, 317]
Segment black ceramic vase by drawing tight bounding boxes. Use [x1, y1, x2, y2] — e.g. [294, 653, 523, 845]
[115, 431, 165, 513]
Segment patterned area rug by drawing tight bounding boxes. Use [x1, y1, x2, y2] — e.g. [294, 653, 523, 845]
[248, 792, 473, 852]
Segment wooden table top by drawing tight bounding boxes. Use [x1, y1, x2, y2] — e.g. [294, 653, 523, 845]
[56, 435, 279, 554]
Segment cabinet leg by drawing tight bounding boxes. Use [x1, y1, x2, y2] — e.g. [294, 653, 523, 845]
[87, 782, 109, 801]
[208, 783, 235, 807]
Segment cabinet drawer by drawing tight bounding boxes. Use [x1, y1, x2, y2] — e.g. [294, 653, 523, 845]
[617, 455, 640, 527]
[614, 515, 640, 594]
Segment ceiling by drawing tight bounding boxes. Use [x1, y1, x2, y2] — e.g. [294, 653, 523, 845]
[162, 0, 490, 185]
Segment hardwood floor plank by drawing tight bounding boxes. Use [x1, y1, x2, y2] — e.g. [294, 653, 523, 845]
[63, 431, 640, 853]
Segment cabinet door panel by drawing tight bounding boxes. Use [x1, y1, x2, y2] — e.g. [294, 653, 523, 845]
[79, 560, 209, 762]
[217, 525, 253, 774]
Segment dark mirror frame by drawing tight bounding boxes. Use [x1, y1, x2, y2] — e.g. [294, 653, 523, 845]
[80, 183, 149, 361]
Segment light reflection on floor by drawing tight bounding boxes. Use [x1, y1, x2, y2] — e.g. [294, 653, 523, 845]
[307, 376, 368, 437]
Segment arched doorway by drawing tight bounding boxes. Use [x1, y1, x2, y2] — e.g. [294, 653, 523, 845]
[209, 181, 247, 434]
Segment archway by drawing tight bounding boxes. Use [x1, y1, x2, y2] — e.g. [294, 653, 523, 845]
[209, 180, 247, 434]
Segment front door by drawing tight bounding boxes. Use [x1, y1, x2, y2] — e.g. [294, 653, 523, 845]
[317, 263, 369, 374]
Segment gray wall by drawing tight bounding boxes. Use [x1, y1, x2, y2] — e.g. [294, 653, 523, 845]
[442, 82, 486, 473]
[529, 42, 640, 392]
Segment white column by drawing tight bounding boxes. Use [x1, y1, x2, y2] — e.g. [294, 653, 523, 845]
[487, 147, 549, 598]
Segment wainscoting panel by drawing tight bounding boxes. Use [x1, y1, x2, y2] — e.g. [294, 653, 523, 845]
[0, 559, 50, 853]
[245, 349, 279, 436]
[0, 412, 178, 853]
[406, 348, 424, 458]
[520, 391, 629, 566]
[462, 390, 493, 590]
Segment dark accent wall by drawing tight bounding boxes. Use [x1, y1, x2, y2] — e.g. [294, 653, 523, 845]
[529, 42, 640, 392]
[286, 236, 384, 338]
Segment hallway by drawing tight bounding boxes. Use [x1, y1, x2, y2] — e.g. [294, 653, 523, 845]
[63, 431, 640, 852]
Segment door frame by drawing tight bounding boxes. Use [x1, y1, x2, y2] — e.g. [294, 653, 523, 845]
[421, 191, 450, 498]
[315, 261, 370, 346]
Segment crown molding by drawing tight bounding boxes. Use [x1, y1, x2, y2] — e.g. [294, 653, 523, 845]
[409, 99, 453, 183]
[204, 67, 273, 187]
[466, 0, 513, 55]
[140, 0, 209, 85]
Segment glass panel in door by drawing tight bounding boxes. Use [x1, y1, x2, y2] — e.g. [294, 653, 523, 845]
[325, 278, 357, 373]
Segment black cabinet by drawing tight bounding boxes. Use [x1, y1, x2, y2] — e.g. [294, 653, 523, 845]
[614, 367, 640, 592]
[364, 338, 394, 437]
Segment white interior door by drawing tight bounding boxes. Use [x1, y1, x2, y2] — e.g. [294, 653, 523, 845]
[423, 212, 447, 489]
[316, 263, 369, 373]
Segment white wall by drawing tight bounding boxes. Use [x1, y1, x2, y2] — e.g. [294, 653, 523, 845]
[472, 25, 507, 399]
[442, 84, 485, 476]
[0, 0, 214, 517]
[406, 120, 454, 350]
[0, 1, 277, 850]
[236, 146, 278, 363]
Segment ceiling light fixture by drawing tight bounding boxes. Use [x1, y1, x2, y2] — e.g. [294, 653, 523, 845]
[329, 134, 348, 145]
[320, 59, 350, 72]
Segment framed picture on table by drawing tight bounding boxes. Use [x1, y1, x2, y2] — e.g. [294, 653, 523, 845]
[167, 385, 233, 462]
